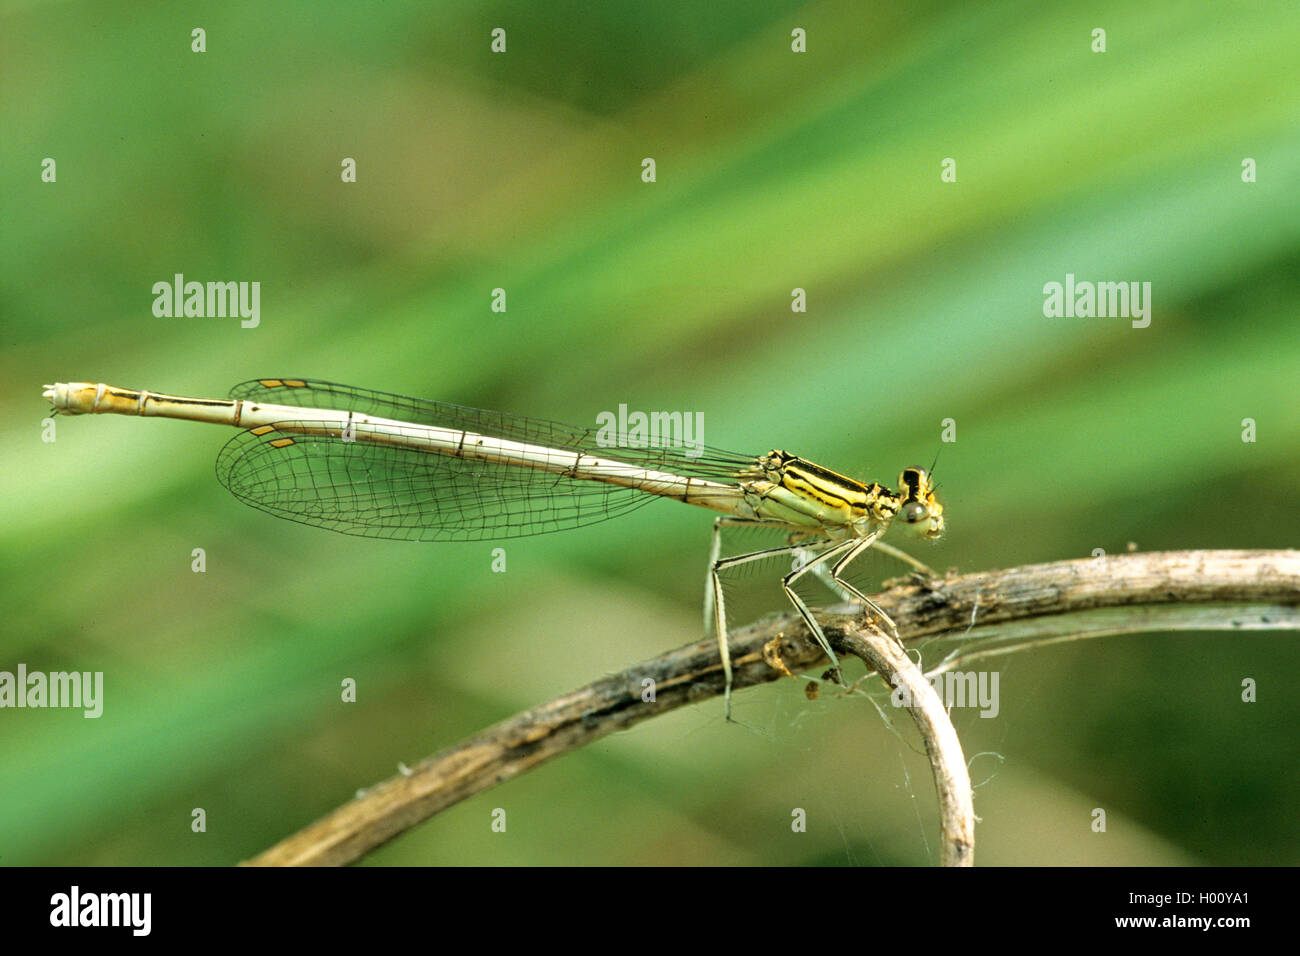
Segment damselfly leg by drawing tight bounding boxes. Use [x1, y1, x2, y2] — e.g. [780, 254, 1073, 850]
[706, 520, 939, 718]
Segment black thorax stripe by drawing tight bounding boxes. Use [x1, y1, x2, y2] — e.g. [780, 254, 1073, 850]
[781, 457, 870, 509]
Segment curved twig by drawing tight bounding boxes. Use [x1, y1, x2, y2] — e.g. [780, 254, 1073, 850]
[835, 625, 975, 866]
[243, 549, 1299, 867]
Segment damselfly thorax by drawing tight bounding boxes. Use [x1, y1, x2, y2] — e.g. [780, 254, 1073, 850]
[738, 451, 933, 533]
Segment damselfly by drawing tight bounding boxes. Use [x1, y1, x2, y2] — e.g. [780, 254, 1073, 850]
[43, 379, 945, 716]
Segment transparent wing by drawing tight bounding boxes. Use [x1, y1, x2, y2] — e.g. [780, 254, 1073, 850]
[215, 422, 661, 542]
[217, 379, 755, 542]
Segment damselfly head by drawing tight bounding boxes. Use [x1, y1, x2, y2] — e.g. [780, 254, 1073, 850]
[897, 466, 944, 539]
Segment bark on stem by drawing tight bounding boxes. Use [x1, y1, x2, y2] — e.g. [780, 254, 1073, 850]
[244, 549, 1299, 867]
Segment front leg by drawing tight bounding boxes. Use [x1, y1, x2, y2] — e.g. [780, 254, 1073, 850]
[869, 540, 938, 578]
[827, 530, 904, 646]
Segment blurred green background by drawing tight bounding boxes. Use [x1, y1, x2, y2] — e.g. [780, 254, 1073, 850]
[2, 0, 1297, 866]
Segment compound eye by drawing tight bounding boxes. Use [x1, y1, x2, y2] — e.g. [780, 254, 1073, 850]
[902, 502, 927, 523]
